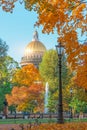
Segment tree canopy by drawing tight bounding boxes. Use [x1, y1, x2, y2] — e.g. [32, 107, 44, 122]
[0, 39, 8, 65]
[6, 64, 44, 112]
[0, 39, 8, 57]
[12, 64, 41, 87]
[40, 49, 73, 90]
[0, 39, 19, 112]
[6, 83, 44, 112]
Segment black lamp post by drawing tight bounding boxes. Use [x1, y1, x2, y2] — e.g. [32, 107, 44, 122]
[56, 43, 64, 124]
[70, 88, 73, 118]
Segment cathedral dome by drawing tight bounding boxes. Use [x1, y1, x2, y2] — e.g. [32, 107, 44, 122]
[24, 40, 46, 57]
[21, 31, 46, 67]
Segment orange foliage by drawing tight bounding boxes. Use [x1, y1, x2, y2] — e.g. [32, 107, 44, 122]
[6, 86, 28, 105]
[72, 3, 86, 19]
[6, 64, 44, 111]
[12, 64, 40, 87]
[6, 83, 44, 111]
[25, 123, 87, 130]
[74, 44, 87, 89]
[24, 0, 87, 91]
[60, 31, 87, 89]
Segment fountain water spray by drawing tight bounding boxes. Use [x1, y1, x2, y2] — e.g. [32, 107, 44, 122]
[44, 82, 49, 113]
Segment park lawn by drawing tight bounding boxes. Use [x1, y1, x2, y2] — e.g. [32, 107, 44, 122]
[0, 119, 34, 124]
[0, 118, 87, 124]
[0, 119, 60, 125]
[0, 119, 31, 124]
[0, 118, 56, 124]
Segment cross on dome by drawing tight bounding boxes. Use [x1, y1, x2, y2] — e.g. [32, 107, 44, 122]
[32, 30, 39, 41]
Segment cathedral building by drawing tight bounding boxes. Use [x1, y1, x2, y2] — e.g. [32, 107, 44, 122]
[20, 31, 48, 113]
[20, 31, 46, 68]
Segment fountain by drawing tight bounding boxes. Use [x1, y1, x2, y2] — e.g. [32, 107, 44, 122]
[44, 82, 49, 113]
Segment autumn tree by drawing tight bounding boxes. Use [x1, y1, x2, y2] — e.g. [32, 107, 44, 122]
[24, 0, 87, 90]
[6, 64, 44, 112]
[6, 83, 44, 112]
[12, 64, 40, 87]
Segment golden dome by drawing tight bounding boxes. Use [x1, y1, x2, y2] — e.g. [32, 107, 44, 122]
[21, 31, 46, 67]
[24, 41, 46, 56]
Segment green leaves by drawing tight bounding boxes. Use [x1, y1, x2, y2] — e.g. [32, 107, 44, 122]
[69, 97, 87, 113]
[39, 49, 59, 91]
[39, 49, 73, 112]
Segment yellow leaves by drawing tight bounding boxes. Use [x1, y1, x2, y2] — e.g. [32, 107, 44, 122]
[72, 3, 86, 15]
[17, 102, 29, 111]
[72, 43, 87, 89]
[12, 64, 40, 87]
[80, 3, 86, 9]
[6, 86, 28, 106]
[6, 63, 44, 111]
[6, 83, 44, 111]
[72, 3, 86, 20]
[75, 60, 87, 89]
[59, 28, 87, 89]
[28, 123, 87, 130]
[34, 0, 69, 34]
[25, 0, 87, 37]
[61, 31, 80, 67]
[27, 0, 87, 91]
[81, 44, 87, 54]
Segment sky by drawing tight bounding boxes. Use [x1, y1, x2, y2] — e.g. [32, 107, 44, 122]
[0, 2, 58, 63]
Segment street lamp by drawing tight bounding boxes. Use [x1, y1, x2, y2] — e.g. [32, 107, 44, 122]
[70, 88, 73, 119]
[56, 42, 64, 124]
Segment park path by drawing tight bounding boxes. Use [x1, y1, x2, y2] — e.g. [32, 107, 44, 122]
[0, 124, 21, 130]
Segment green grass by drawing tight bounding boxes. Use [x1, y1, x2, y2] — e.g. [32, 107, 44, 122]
[0, 118, 87, 124]
[65, 118, 87, 122]
[0, 118, 56, 124]
[0, 119, 30, 124]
